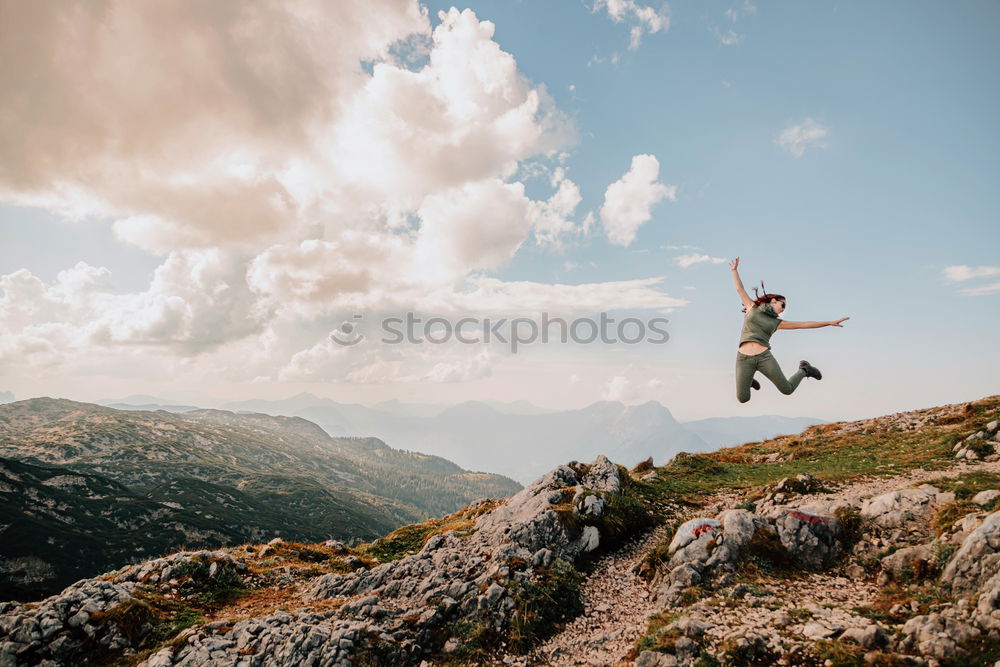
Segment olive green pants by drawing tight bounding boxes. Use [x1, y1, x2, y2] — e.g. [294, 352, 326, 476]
[735, 349, 806, 403]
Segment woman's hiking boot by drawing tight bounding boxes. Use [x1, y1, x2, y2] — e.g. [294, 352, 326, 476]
[799, 360, 823, 380]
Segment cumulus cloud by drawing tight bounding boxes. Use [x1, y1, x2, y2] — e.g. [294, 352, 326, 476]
[776, 118, 829, 157]
[593, 0, 670, 50]
[0, 3, 573, 255]
[414, 180, 533, 282]
[676, 253, 726, 268]
[600, 155, 677, 247]
[0, 1, 431, 252]
[529, 168, 584, 248]
[0, 252, 267, 364]
[0, 3, 688, 385]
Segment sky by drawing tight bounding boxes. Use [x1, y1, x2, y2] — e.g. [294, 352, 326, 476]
[0, 1, 998, 422]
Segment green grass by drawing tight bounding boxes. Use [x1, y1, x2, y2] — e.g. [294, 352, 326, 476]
[357, 499, 501, 563]
[633, 610, 687, 654]
[811, 639, 867, 667]
[86, 593, 206, 667]
[926, 471, 1000, 499]
[168, 557, 249, 609]
[641, 396, 1000, 503]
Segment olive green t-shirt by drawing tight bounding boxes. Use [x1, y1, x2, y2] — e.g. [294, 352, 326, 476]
[739, 303, 782, 349]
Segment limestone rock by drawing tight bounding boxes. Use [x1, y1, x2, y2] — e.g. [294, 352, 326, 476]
[941, 511, 1000, 598]
[860, 485, 951, 529]
[973, 490, 1000, 506]
[775, 509, 843, 569]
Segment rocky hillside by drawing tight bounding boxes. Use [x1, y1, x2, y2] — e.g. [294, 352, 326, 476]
[2, 395, 1000, 666]
[0, 398, 520, 601]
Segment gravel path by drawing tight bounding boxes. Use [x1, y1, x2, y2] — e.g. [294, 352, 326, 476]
[524, 526, 666, 666]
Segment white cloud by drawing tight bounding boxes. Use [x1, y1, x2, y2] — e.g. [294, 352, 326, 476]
[0, 4, 574, 256]
[277, 338, 353, 382]
[714, 29, 743, 45]
[600, 155, 677, 246]
[943, 265, 1000, 282]
[0, 3, 692, 387]
[676, 253, 726, 268]
[776, 118, 830, 157]
[593, 0, 670, 51]
[602, 375, 637, 402]
[0, 1, 431, 252]
[959, 282, 1000, 297]
[414, 179, 533, 281]
[714, 2, 755, 45]
[529, 169, 584, 248]
[247, 234, 687, 318]
[943, 265, 1000, 296]
[425, 349, 495, 383]
[724, 2, 757, 22]
[0, 252, 266, 360]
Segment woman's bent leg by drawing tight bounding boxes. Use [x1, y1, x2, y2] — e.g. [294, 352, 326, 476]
[735, 353, 757, 403]
[757, 351, 806, 395]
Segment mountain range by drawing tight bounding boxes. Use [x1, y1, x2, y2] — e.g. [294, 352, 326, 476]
[214, 393, 823, 483]
[0, 397, 519, 600]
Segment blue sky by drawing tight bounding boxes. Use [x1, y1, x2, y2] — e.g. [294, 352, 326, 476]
[0, 1, 997, 421]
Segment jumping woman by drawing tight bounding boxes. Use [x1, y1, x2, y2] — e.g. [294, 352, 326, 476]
[730, 257, 849, 403]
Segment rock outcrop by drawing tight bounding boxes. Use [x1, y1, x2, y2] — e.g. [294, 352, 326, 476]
[0, 456, 643, 667]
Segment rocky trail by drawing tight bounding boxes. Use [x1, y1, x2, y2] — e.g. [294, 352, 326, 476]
[503, 458, 1000, 666]
[523, 526, 666, 666]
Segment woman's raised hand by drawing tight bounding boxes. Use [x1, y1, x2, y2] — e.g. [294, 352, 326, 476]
[829, 317, 850, 327]
[729, 257, 740, 271]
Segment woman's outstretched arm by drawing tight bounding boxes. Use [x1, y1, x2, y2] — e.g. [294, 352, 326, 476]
[730, 257, 754, 310]
[777, 317, 850, 330]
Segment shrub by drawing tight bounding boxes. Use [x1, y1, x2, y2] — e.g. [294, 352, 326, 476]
[834, 505, 867, 549]
[507, 558, 583, 653]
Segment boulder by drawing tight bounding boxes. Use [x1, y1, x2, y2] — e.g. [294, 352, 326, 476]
[840, 624, 888, 649]
[860, 485, 953, 530]
[973, 490, 1000, 506]
[667, 518, 721, 560]
[880, 544, 935, 580]
[582, 455, 622, 494]
[656, 511, 775, 603]
[775, 509, 843, 569]
[901, 613, 978, 658]
[703, 510, 772, 572]
[940, 512, 985, 547]
[941, 511, 1000, 598]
